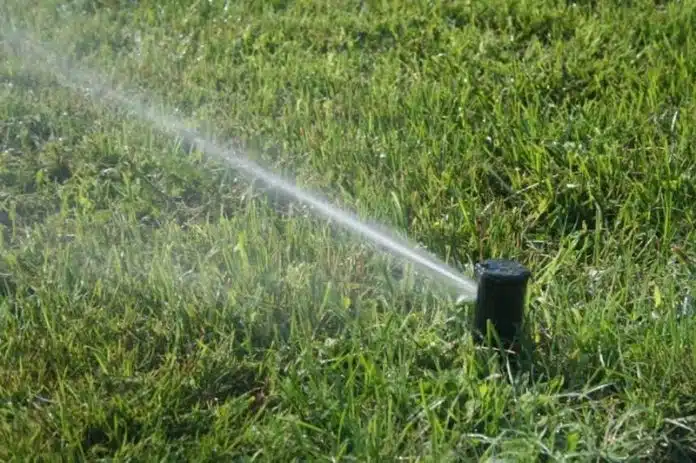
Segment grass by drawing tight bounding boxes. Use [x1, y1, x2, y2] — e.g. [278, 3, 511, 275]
[1, 0, 696, 460]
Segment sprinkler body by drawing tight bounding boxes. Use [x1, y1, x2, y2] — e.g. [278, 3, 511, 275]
[473, 259, 531, 349]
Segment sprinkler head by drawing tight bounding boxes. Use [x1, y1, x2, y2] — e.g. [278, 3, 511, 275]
[473, 259, 531, 350]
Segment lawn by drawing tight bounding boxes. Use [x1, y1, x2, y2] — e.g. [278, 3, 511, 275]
[1, 0, 696, 460]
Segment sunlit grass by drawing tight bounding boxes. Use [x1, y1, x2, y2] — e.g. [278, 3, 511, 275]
[1, 0, 696, 460]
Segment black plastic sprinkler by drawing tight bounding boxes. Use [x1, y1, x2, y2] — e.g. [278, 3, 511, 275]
[473, 259, 531, 350]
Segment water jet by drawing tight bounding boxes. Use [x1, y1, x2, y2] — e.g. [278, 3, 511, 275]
[2, 27, 480, 299]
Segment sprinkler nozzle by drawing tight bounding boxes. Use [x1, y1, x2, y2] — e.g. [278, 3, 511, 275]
[473, 259, 531, 349]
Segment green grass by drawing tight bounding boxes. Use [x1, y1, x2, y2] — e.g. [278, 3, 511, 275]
[1, 0, 696, 460]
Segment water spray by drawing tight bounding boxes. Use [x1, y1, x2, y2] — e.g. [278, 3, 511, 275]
[2, 26, 533, 348]
[2, 27, 477, 298]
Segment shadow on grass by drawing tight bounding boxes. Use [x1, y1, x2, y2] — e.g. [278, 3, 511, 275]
[80, 359, 269, 459]
[658, 423, 696, 462]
